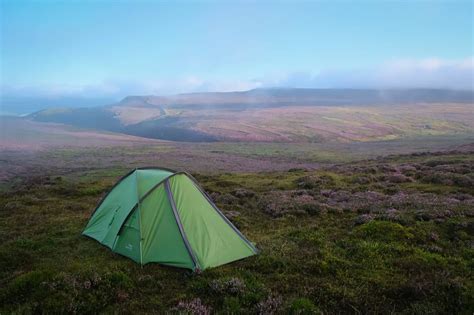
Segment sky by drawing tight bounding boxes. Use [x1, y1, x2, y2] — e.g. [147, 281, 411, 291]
[0, 0, 473, 108]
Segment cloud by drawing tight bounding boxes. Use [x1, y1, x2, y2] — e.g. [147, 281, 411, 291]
[376, 57, 473, 89]
[264, 57, 473, 90]
[1, 57, 472, 104]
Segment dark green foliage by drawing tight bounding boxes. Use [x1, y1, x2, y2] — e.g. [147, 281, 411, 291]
[287, 298, 320, 314]
[0, 269, 134, 314]
[296, 174, 336, 190]
[354, 221, 414, 242]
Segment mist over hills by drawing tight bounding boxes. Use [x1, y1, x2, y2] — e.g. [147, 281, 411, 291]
[22, 88, 474, 142]
[113, 88, 474, 109]
[0, 95, 117, 116]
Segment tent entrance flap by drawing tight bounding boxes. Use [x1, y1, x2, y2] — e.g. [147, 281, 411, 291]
[113, 207, 141, 263]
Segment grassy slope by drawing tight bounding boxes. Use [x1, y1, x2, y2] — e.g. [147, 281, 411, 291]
[28, 102, 474, 143]
[2, 134, 472, 183]
[0, 116, 159, 150]
[0, 148, 473, 314]
[189, 104, 474, 142]
[197, 134, 474, 163]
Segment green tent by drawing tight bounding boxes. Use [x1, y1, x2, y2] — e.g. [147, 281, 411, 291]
[83, 168, 258, 272]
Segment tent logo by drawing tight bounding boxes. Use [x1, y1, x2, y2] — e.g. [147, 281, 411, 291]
[126, 244, 133, 251]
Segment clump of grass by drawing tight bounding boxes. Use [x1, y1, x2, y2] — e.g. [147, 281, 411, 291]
[287, 298, 320, 314]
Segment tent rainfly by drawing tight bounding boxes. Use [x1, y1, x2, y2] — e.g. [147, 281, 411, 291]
[83, 167, 258, 271]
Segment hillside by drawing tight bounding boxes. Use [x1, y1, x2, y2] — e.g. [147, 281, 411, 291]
[28, 88, 474, 143]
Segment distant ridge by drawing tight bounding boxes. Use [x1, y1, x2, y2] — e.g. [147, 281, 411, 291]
[27, 88, 474, 142]
[109, 88, 474, 110]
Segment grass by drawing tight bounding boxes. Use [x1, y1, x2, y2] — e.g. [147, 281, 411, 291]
[197, 134, 474, 163]
[0, 147, 473, 314]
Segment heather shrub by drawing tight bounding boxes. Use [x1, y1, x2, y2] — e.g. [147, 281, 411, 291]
[256, 295, 282, 315]
[296, 174, 335, 190]
[171, 298, 212, 315]
[417, 170, 473, 187]
[223, 210, 241, 220]
[222, 296, 241, 313]
[385, 173, 413, 183]
[351, 175, 376, 184]
[137, 274, 163, 292]
[354, 214, 374, 225]
[3, 201, 22, 211]
[417, 171, 452, 185]
[451, 174, 474, 187]
[232, 188, 256, 198]
[0, 270, 52, 306]
[214, 193, 239, 205]
[354, 221, 414, 242]
[259, 190, 326, 217]
[377, 164, 398, 173]
[0, 246, 34, 278]
[415, 209, 454, 222]
[288, 168, 306, 172]
[299, 202, 330, 216]
[287, 298, 320, 314]
[0, 270, 133, 314]
[399, 164, 418, 175]
[376, 208, 407, 225]
[209, 277, 246, 295]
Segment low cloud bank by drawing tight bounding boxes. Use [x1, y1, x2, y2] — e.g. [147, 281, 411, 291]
[262, 57, 473, 90]
[1, 56, 472, 112]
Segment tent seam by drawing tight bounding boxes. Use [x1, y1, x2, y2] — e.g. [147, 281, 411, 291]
[164, 179, 201, 272]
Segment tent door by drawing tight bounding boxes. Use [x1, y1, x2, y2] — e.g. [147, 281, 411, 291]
[113, 207, 141, 263]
